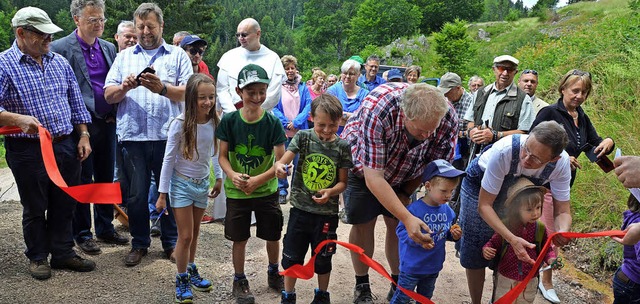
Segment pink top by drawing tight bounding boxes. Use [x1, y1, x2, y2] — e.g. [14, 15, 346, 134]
[281, 86, 301, 138]
[483, 221, 556, 281]
[308, 84, 322, 100]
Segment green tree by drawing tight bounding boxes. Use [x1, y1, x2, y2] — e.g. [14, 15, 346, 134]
[530, 0, 559, 17]
[410, 0, 483, 33]
[302, 0, 362, 60]
[347, 0, 422, 51]
[0, 2, 16, 51]
[433, 19, 475, 74]
[54, 9, 76, 37]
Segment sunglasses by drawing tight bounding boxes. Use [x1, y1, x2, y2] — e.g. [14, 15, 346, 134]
[235, 32, 252, 38]
[522, 69, 538, 75]
[22, 26, 53, 40]
[494, 65, 516, 73]
[188, 48, 205, 56]
[571, 69, 591, 78]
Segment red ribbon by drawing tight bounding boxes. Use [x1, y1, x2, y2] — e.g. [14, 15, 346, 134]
[282, 230, 626, 304]
[0, 126, 122, 204]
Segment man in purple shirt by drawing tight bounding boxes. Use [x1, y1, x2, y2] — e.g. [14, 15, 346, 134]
[51, 0, 128, 256]
[0, 6, 95, 280]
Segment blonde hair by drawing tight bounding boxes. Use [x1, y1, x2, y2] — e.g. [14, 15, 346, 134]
[558, 69, 592, 99]
[281, 55, 298, 69]
[400, 83, 448, 122]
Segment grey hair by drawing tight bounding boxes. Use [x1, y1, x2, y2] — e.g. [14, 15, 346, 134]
[70, 0, 105, 17]
[529, 121, 569, 157]
[173, 31, 190, 39]
[341, 59, 361, 74]
[116, 20, 134, 34]
[134, 3, 163, 25]
[366, 55, 381, 64]
[327, 74, 338, 80]
[468, 75, 484, 86]
[401, 83, 449, 122]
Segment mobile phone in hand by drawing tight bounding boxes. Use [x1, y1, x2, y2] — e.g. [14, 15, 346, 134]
[583, 144, 614, 173]
[136, 67, 155, 85]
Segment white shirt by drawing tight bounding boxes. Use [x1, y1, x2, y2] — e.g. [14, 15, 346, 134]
[478, 134, 572, 202]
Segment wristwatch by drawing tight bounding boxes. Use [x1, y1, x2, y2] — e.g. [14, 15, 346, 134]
[159, 84, 167, 96]
[79, 131, 90, 138]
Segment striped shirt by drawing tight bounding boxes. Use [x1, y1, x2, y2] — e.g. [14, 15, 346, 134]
[0, 42, 91, 138]
[341, 83, 458, 186]
[104, 41, 192, 141]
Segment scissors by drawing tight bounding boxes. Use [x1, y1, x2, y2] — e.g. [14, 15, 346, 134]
[152, 207, 168, 227]
[540, 256, 564, 272]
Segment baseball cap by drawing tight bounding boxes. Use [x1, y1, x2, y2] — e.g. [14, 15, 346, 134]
[438, 72, 462, 94]
[504, 177, 547, 209]
[349, 55, 365, 65]
[12, 7, 63, 34]
[387, 69, 403, 81]
[493, 55, 519, 66]
[237, 64, 270, 89]
[180, 35, 207, 48]
[422, 160, 466, 183]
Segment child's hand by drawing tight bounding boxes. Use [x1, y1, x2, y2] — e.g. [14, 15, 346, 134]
[311, 189, 330, 205]
[242, 176, 260, 195]
[450, 224, 462, 240]
[230, 172, 249, 190]
[275, 162, 290, 179]
[208, 178, 222, 198]
[482, 247, 496, 260]
[155, 193, 167, 213]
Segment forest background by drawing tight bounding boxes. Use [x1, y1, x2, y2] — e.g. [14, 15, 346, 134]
[1, 0, 640, 289]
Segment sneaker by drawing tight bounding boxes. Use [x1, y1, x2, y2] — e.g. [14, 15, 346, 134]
[339, 208, 349, 224]
[232, 278, 255, 304]
[201, 215, 215, 224]
[353, 283, 374, 304]
[29, 259, 51, 280]
[278, 194, 287, 205]
[386, 283, 396, 301]
[311, 288, 330, 304]
[175, 273, 194, 303]
[50, 255, 96, 272]
[150, 220, 161, 237]
[281, 291, 296, 304]
[187, 263, 212, 292]
[268, 270, 284, 291]
[77, 238, 101, 255]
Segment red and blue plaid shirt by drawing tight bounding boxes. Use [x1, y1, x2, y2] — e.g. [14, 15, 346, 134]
[341, 83, 458, 186]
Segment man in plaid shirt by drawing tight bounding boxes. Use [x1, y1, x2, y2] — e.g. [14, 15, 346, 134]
[341, 82, 458, 303]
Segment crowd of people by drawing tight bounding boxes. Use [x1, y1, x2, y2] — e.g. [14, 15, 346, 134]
[2, 2, 640, 304]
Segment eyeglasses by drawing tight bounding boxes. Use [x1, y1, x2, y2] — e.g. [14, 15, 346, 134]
[571, 69, 591, 78]
[82, 16, 107, 25]
[21, 26, 53, 40]
[235, 32, 252, 38]
[522, 69, 538, 75]
[494, 65, 516, 73]
[522, 139, 545, 165]
[342, 71, 358, 77]
[188, 48, 205, 55]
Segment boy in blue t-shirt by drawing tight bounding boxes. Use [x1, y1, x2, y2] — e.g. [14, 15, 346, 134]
[216, 64, 287, 304]
[275, 94, 352, 304]
[391, 160, 465, 303]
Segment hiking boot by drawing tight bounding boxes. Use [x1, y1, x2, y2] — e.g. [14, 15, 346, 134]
[311, 288, 330, 304]
[125, 248, 148, 267]
[175, 273, 194, 303]
[268, 270, 284, 291]
[50, 255, 96, 272]
[29, 259, 51, 280]
[97, 231, 129, 245]
[150, 219, 161, 237]
[281, 291, 296, 304]
[77, 238, 101, 255]
[187, 263, 212, 292]
[232, 278, 255, 304]
[353, 283, 374, 304]
[386, 283, 396, 301]
[201, 214, 215, 224]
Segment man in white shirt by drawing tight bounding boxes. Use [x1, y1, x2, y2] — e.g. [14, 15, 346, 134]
[216, 18, 285, 114]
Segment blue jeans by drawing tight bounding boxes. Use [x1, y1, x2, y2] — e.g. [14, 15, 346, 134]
[614, 268, 640, 303]
[5, 137, 80, 261]
[73, 117, 116, 242]
[148, 177, 160, 220]
[277, 137, 298, 196]
[390, 271, 439, 303]
[120, 141, 177, 251]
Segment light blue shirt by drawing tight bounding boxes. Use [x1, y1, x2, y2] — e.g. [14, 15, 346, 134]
[105, 41, 192, 141]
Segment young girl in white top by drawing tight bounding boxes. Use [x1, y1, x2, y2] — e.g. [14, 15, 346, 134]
[156, 73, 223, 303]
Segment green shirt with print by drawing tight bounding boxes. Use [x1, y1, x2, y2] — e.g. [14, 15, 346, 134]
[288, 129, 353, 215]
[216, 110, 287, 199]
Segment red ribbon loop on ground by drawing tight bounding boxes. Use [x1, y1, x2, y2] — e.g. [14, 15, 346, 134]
[0, 126, 122, 204]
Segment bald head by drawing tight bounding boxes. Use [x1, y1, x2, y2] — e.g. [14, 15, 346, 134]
[236, 18, 261, 51]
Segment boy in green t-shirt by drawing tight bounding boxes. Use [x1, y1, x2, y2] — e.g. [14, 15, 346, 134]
[275, 94, 353, 303]
[216, 64, 287, 304]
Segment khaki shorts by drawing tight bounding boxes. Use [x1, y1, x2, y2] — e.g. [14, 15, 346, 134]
[492, 273, 538, 304]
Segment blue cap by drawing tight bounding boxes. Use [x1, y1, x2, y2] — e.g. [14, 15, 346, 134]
[387, 69, 403, 81]
[180, 35, 207, 48]
[422, 160, 466, 182]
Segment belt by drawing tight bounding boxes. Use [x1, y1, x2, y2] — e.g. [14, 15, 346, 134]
[7, 134, 69, 144]
[617, 270, 631, 284]
[174, 171, 207, 185]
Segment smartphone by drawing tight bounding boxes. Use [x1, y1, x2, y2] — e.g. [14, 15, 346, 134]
[136, 67, 155, 85]
[583, 144, 614, 173]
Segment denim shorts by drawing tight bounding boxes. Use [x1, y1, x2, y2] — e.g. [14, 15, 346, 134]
[169, 173, 210, 209]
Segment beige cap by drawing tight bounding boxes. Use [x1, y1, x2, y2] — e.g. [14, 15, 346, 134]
[12, 7, 63, 34]
[504, 177, 547, 209]
[493, 55, 519, 66]
[438, 72, 462, 94]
